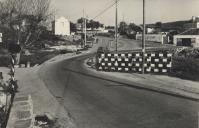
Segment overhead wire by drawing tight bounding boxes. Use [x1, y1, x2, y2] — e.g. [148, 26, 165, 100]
[92, 0, 121, 20]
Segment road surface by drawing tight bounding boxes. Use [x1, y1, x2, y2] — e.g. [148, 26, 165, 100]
[39, 37, 199, 128]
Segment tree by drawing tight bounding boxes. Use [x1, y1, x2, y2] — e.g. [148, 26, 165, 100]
[77, 18, 84, 24]
[128, 23, 142, 33]
[0, 0, 53, 47]
[70, 22, 77, 32]
[155, 22, 162, 28]
[77, 18, 104, 30]
[118, 21, 128, 35]
[0, 0, 53, 64]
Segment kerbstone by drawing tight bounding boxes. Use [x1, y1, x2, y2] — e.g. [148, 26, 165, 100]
[14, 119, 32, 128]
[16, 111, 31, 120]
[14, 102, 29, 106]
[15, 96, 29, 102]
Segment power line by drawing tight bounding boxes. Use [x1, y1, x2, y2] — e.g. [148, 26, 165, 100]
[92, 0, 121, 20]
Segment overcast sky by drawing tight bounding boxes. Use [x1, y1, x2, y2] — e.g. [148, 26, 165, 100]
[51, 0, 199, 25]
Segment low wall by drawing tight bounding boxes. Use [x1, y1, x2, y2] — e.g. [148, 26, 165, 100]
[136, 34, 167, 44]
[96, 52, 172, 73]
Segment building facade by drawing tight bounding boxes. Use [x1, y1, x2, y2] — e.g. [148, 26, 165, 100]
[173, 28, 199, 47]
[52, 17, 70, 36]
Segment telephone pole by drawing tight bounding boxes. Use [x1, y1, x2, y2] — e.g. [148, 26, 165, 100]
[115, 0, 118, 52]
[142, 0, 146, 74]
[83, 9, 87, 47]
[85, 16, 87, 46]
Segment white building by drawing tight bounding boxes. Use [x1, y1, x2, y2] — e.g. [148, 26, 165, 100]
[173, 28, 199, 47]
[52, 17, 70, 36]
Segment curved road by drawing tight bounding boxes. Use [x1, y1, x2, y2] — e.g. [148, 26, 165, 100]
[39, 38, 199, 128]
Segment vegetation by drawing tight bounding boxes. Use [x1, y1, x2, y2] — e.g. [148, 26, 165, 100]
[0, 0, 53, 48]
[118, 22, 142, 39]
[171, 48, 199, 81]
[0, 0, 64, 66]
[70, 22, 77, 32]
[77, 18, 104, 30]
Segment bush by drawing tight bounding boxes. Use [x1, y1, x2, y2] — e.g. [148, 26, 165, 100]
[126, 34, 136, 39]
[0, 55, 11, 67]
[172, 56, 199, 80]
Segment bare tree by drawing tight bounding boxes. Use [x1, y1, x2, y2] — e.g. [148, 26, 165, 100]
[0, 0, 53, 64]
[0, 0, 53, 46]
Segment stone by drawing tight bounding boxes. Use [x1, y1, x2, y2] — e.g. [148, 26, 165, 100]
[14, 96, 29, 102]
[15, 119, 32, 128]
[14, 101, 29, 106]
[16, 111, 31, 120]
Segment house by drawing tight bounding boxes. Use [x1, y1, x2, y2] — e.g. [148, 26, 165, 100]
[52, 17, 70, 36]
[173, 28, 199, 47]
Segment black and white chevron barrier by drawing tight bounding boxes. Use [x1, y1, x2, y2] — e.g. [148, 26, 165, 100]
[96, 52, 172, 73]
[9, 54, 18, 92]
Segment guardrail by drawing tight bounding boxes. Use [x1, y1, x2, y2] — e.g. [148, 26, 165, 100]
[96, 52, 172, 73]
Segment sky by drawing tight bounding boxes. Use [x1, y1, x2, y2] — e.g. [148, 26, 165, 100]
[16, 0, 199, 26]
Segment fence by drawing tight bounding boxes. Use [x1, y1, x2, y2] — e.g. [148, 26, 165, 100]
[96, 52, 172, 73]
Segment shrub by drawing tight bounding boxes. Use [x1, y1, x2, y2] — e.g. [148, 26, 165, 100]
[172, 56, 199, 80]
[0, 55, 11, 67]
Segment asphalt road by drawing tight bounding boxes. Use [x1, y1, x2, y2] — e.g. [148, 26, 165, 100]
[39, 37, 199, 128]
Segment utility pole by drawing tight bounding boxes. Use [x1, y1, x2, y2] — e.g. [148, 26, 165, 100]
[83, 9, 87, 47]
[115, 0, 118, 52]
[142, 0, 146, 74]
[85, 15, 87, 46]
[122, 13, 124, 22]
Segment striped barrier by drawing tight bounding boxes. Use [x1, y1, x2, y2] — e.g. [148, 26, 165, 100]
[9, 54, 18, 92]
[96, 52, 172, 73]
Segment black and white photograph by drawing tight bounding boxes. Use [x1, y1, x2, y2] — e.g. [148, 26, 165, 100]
[0, 0, 199, 127]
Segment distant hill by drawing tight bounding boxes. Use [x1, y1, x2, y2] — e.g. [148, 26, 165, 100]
[162, 20, 192, 30]
[147, 19, 193, 32]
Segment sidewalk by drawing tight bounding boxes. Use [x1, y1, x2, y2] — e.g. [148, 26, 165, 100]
[84, 60, 199, 100]
[5, 53, 78, 128]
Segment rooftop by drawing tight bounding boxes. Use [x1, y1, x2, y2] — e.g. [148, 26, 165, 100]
[179, 28, 199, 35]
